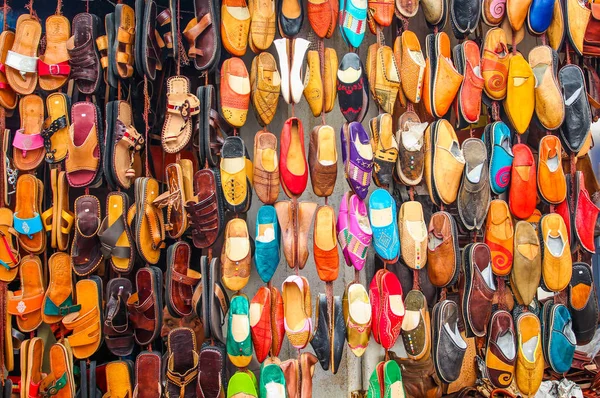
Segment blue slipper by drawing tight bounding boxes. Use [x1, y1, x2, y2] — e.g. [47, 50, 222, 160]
[483, 121, 513, 195]
[339, 0, 367, 48]
[254, 205, 280, 283]
[368, 188, 399, 262]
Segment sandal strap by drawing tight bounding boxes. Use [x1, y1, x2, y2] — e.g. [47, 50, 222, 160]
[171, 269, 201, 286]
[37, 60, 70, 77]
[7, 293, 44, 317]
[97, 217, 131, 260]
[39, 372, 68, 398]
[5, 51, 38, 74]
[43, 295, 81, 317]
[41, 116, 68, 162]
[105, 290, 130, 334]
[13, 213, 43, 238]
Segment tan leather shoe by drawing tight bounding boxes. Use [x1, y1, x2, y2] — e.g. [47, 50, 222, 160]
[253, 130, 280, 204]
[397, 30, 425, 104]
[303, 50, 323, 117]
[507, 0, 532, 31]
[399, 201, 427, 269]
[565, 0, 591, 56]
[515, 313, 543, 396]
[221, 0, 251, 56]
[511, 221, 541, 306]
[308, 125, 337, 197]
[368, 45, 400, 114]
[323, 47, 338, 113]
[528, 45, 564, 131]
[503, 54, 534, 135]
[298, 202, 318, 270]
[421, 0, 446, 27]
[249, 0, 276, 51]
[275, 201, 317, 269]
[537, 135, 566, 205]
[540, 213, 572, 292]
[221, 218, 251, 291]
[250, 52, 281, 126]
[547, 0, 565, 52]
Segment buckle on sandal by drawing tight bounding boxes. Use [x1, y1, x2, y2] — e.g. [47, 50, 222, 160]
[179, 100, 191, 118]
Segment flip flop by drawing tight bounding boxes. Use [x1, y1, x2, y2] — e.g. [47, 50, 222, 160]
[37, 344, 75, 398]
[38, 15, 71, 91]
[153, 163, 188, 239]
[8, 256, 44, 332]
[42, 252, 80, 325]
[0, 207, 19, 282]
[134, 177, 165, 265]
[14, 174, 45, 254]
[98, 191, 134, 274]
[62, 276, 103, 359]
[65, 102, 102, 188]
[43, 93, 70, 164]
[0, 31, 17, 110]
[5, 15, 41, 95]
[71, 195, 103, 276]
[113, 4, 136, 78]
[13, 94, 45, 171]
[161, 76, 200, 154]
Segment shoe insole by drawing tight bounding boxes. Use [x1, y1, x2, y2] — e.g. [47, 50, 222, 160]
[522, 335, 538, 362]
[226, 5, 250, 20]
[497, 332, 516, 360]
[265, 383, 286, 398]
[500, 136, 513, 154]
[249, 303, 263, 327]
[227, 237, 250, 262]
[337, 67, 361, 83]
[349, 0, 367, 10]
[547, 153, 559, 172]
[354, 136, 373, 160]
[409, 50, 425, 66]
[444, 322, 467, 349]
[370, 207, 393, 228]
[232, 314, 250, 342]
[406, 221, 426, 241]
[348, 284, 371, 324]
[261, 148, 277, 172]
[449, 141, 464, 161]
[228, 74, 251, 95]
[357, 213, 373, 234]
[318, 126, 336, 166]
[401, 310, 420, 331]
[389, 295, 405, 316]
[571, 283, 591, 310]
[287, 124, 306, 176]
[428, 235, 443, 250]
[284, 283, 305, 331]
[547, 235, 564, 256]
[402, 122, 426, 150]
[257, 223, 275, 243]
[481, 263, 496, 290]
[315, 208, 335, 251]
[466, 163, 484, 184]
[222, 157, 245, 174]
[281, 0, 301, 18]
[532, 64, 548, 88]
[108, 194, 129, 270]
[564, 320, 577, 345]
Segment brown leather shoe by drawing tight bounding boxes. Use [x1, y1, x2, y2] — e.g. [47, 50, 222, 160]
[511, 221, 541, 306]
[275, 200, 317, 269]
[253, 130, 280, 204]
[220, 218, 251, 291]
[427, 211, 459, 287]
[395, 111, 426, 186]
[308, 125, 337, 198]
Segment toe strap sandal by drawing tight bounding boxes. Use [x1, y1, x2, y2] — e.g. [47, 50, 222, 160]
[134, 178, 166, 265]
[104, 278, 135, 357]
[14, 94, 45, 171]
[42, 169, 74, 252]
[161, 76, 200, 154]
[14, 174, 45, 254]
[42, 93, 70, 164]
[5, 15, 41, 95]
[166, 327, 199, 398]
[153, 163, 188, 239]
[0, 208, 20, 282]
[0, 31, 17, 110]
[127, 267, 162, 346]
[36, 343, 75, 398]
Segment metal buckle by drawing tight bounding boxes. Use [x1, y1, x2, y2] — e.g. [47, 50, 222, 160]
[49, 64, 60, 76]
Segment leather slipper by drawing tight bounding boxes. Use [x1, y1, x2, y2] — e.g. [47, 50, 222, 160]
[37, 343, 75, 398]
[127, 266, 163, 346]
[66, 102, 102, 188]
[41, 170, 74, 252]
[185, 0, 220, 71]
[166, 241, 201, 317]
[8, 256, 44, 332]
[103, 278, 135, 356]
[98, 191, 134, 274]
[43, 92, 70, 164]
[0, 31, 16, 110]
[67, 13, 102, 95]
[134, 177, 165, 265]
[38, 15, 71, 91]
[71, 195, 103, 276]
[42, 252, 79, 325]
[14, 174, 45, 254]
[13, 94, 45, 171]
[5, 15, 41, 95]
[134, 352, 162, 398]
[63, 276, 103, 359]
[113, 4, 136, 79]
[161, 76, 200, 153]
[0, 207, 19, 282]
[153, 162, 188, 239]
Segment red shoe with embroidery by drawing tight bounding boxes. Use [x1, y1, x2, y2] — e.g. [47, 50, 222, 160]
[308, 0, 338, 38]
[574, 171, 600, 253]
[279, 117, 308, 198]
[250, 286, 272, 363]
[378, 270, 405, 349]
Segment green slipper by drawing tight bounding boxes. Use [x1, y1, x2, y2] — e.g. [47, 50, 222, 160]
[227, 294, 253, 368]
[227, 371, 258, 398]
[383, 360, 406, 398]
[367, 361, 384, 398]
[259, 363, 286, 397]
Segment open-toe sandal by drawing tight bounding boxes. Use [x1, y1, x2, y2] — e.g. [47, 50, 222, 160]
[0, 207, 19, 282]
[13, 94, 45, 171]
[38, 15, 71, 91]
[161, 76, 200, 153]
[67, 13, 102, 95]
[14, 174, 45, 254]
[71, 195, 103, 276]
[153, 163, 188, 239]
[42, 252, 80, 325]
[166, 241, 201, 317]
[42, 93, 70, 164]
[127, 266, 162, 346]
[5, 15, 41, 95]
[134, 177, 165, 264]
[98, 191, 135, 274]
[103, 278, 135, 356]
[7, 255, 44, 332]
[0, 31, 17, 109]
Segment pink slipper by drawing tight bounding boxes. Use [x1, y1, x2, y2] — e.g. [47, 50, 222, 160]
[337, 192, 372, 271]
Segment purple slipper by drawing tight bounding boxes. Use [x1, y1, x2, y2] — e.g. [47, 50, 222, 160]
[341, 122, 373, 200]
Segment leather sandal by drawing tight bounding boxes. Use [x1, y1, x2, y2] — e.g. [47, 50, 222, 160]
[201, 85, 232, 168]
[13, 94, 45, 171]
[42, 92, 70, 164]
[185, 169, 223, 249]
[134, 352, 162, 398]
[161, 76, 200, 153]
[184, 0, 220, 72]
[166, 327, 199, 398]
[66, 102, 102, 188]
[38, 15, 71, 91]
[75, 360, 102, 398]
[166, 241, 201, 317]
[5, 15, 41, 95]
[127, 266, 163, 346]
[42, 252, 80, 325]
[97, 13, 118, 89]
[0, 31, 17, 110]
[21, 337, 44, 398]
[103, 278, 135, 357]
[134, 177, 165, 265]
[0, 207, 19, 282]
[104, 101, 144, 189]
[98, 191, 134, 274]
[71, 195, 103, 276]
[37, 343, 75, 398]
[104, 360, 134, 398]
[8, 255, 44, 332]
[14, 174, 45, 254]
[210, 257, 230, 343]
[41, 169, 74, 252]
[67, 13, 102, 95]
[153, 162, 188, 239]
[138, 0, 165, 80]
[113, 4, 136, 79]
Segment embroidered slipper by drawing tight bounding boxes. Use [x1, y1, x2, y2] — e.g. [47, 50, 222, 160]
[42, 252, 80, 325]
[66, 102, 102, 187]
[71, 195, 103, 276]
[5, 15, 41, 95]
[127, 266, 163, 346]
[63, 277, 103, 359]
[0, 207, 19, 282]
[67, 13, 102, 95]
[38, 15, 70, 91]
[98, 191, 134, 274]
[41, 170, 74, 252]
[161, 76, 200, 153]
[14, 174, 45, 254]
[13, 94, 45, 171]
[153, 163, 188, 239]
[0, 31, 16, 110]
[36, 343, 75, 398]
[341, 122, 373, 200]
[103, 278, 135, 356]
[134, 177, 165, 265]
[43, 93, 70, 164]
[166, 241, 201, 317]
[337, 192, 372, 271]
[8, 255, 44, 332]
